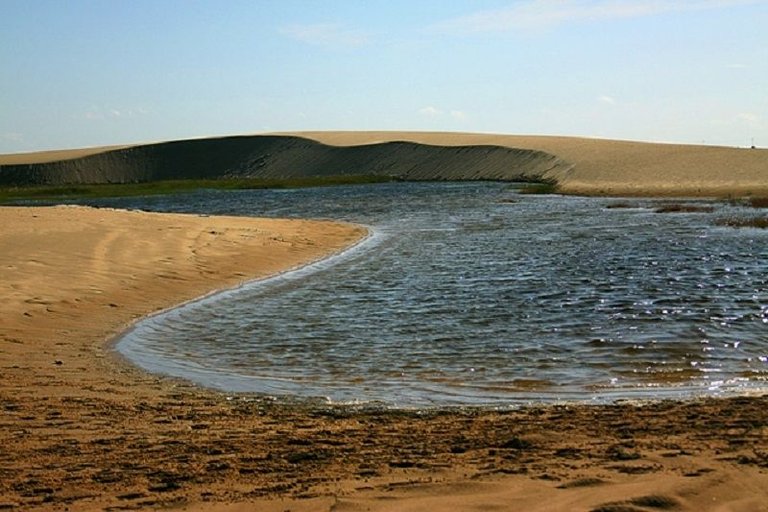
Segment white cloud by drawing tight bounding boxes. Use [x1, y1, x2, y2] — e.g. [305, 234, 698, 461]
[598, 95, 617, 105]
[78, 106, 149, 121]
[418, 106, 468, 122]
[280, 23, 370, 46]
[83, 109, 103, 121]
[431, 0, 760, 34]
[419, 106, 443, 116]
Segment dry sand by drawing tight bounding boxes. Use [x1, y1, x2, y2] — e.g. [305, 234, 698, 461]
[3, 131, 767, 197]
[287, 131, 768, 197]
[0, 144, 131, 165]
[1, 204, 767, 511]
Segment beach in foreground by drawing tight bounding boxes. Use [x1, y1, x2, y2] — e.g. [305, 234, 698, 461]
[1, 204, 767, 511]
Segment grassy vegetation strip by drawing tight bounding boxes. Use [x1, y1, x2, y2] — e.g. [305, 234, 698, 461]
[0, 175, 397, 203]
[515, 182, 558, 195]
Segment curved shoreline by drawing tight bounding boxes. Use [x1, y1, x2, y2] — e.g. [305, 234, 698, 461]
[115, 205, 768, 409]
[2, 205, 768, 511]
[110, 224, 379, 380]
[0, 205, 369, 508]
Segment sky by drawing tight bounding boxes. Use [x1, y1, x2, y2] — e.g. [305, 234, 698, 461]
[1, 0, 767, 153]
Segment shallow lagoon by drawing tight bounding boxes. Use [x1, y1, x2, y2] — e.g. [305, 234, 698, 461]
[96, 182, 768, 407]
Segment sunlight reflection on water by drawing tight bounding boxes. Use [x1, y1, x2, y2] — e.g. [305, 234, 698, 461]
[107, 182, 768, 407]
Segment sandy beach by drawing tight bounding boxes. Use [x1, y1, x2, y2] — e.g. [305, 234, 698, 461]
[0, 205, 367, 509]
[1, 201, 767, 511]
[4, 0, 767, 502]
[2, 133, 768, 510]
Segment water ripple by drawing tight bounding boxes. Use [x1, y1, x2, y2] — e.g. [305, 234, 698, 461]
[108, 183, 768, 407]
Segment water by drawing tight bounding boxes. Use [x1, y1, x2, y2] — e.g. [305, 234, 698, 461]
[97, 182, 768, 407]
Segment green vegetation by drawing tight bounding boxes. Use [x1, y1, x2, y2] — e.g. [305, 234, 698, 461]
[515, 181, 558, 195]
[0, 175, 397, 203]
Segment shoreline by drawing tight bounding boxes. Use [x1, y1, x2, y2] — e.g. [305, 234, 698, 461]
[0, 205, 369, 509]
[1, 205, 767, 511]
[108, 224, 377, 375]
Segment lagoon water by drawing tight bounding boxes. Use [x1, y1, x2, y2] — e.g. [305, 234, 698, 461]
[99, 182, 768, 407]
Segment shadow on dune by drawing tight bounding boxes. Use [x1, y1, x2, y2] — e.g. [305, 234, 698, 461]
[0, 135, 569, 187]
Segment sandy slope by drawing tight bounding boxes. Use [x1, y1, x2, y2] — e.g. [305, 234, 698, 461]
[2, 131, 766, 196]
[1, 206, 767, 511]
[0, 136, 567, 187]
[0, 144, 131, 164]
[289, 131, 768, 196]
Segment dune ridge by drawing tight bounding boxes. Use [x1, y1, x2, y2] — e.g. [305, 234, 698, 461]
[0, 135, 568, 188]
[2, 131, 767, 196]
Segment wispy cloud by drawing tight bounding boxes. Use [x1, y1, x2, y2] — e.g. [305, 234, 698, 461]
[419, 106, 443, 116]
[280, 23, 370, 46]
[431, 0, 759, 34]
[78, 106, 148, 121]
[598, 95, 617, 105]
[418, 106, 467, 121]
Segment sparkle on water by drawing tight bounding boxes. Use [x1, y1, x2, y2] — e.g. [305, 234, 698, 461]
[100, 182, 768, 407]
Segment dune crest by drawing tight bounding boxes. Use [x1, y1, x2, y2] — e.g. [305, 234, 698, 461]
[2, 131, 766, 197]
[0, 135, 568, 188]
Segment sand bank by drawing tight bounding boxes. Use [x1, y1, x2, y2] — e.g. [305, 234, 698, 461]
[1, 205, 767, 511]
[290, 131, 768, 197]
[2, 131, 767, 197]
[0, 205, 362, 508]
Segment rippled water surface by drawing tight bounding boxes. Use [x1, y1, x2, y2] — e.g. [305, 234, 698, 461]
[103, 183, 768, 406]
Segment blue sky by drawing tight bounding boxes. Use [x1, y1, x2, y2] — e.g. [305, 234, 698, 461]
[1, 0, 766, 153]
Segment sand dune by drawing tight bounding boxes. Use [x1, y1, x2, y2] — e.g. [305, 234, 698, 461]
[0, 136, 566, 187]
[291, 131, 768, 196]
[2, 132, 768, 509]
[2, 132, 766, 196]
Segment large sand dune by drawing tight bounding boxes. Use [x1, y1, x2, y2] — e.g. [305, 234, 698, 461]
[2, 132, 766, 196]
[294, 131, 768, 196]
[0, 136, 567, 188]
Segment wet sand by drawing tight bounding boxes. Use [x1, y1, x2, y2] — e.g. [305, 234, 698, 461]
[1, 205, 767, 511]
